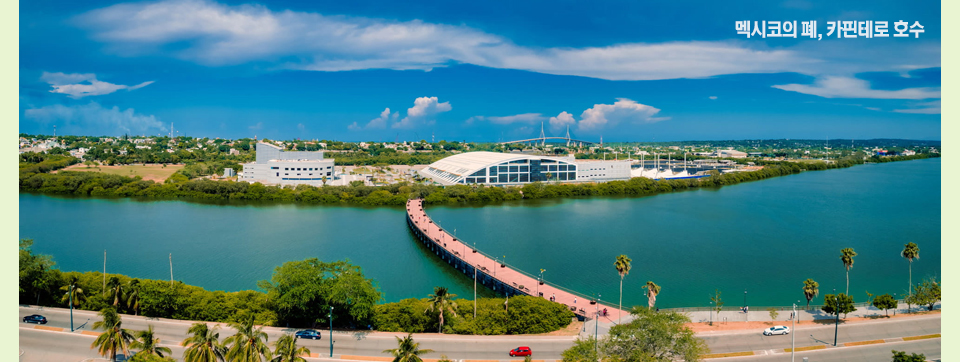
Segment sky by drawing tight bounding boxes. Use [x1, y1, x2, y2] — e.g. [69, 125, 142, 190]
[19, 0, 941, 142]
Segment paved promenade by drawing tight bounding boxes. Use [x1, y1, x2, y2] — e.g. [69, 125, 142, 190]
[406, 199, 627, 321]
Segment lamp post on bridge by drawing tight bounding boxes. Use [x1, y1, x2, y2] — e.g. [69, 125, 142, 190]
[538, 269, 545, 297]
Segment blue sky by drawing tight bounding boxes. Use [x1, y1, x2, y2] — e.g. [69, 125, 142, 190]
[20, 0, 941, 142]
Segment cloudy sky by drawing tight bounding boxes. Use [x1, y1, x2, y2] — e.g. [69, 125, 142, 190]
[20, 0, 940, 141]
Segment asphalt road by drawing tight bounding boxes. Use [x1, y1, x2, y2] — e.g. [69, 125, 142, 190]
[19, 306, 942, 361]
[719, 339, 941, 362]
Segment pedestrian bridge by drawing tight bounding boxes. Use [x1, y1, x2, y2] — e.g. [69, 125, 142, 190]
[405, 199, 625, 320]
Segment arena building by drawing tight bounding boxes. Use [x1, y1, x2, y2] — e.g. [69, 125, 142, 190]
[419, 151, 631, 186]
[241, 142, 335, 186]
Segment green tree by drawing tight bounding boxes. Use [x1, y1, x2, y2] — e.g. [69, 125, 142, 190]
[271, 334, 310, 362]
[872, 294, 898, 316]
[840, 248, 857, 295]
[891, 350, 926, 362]
[91, 307, 135, 362]
[383, 333, 434, 362]
[426, 286, 457, 333]
[598, 307, 709, 361]
[802, 279, 819, 309]
[644, 281, 661, 309]
[767, 308, 779, 320]
[107, 276, 125, 308]
[561, 336, 599, 362]
[61, 275, 86, 308]
[710, 289, 723, 326]
[821, 293, 855, 319]
[19, 239, 56, 305]
[127, 279, 142, 316]
[181, 322, 226, 362]
[905, 278, 940, 311]
[131, 325, 172, 358]
[614, 254, 632, 324]
[901, 242, 919, 295]
[225, 315, 273, 362]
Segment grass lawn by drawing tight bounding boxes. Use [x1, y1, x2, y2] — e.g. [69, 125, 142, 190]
[60, 163, 184, 182]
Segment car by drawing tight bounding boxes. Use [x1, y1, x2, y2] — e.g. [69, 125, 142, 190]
[22, 314, 47, 324]
[295, 329, 322, 340]
[509, 346, 532, 357]
[763, 325, 790, 336]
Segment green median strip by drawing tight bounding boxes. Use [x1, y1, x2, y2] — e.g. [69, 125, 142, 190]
[903, 334, 940, 341]
[784, 345, 826, 352]
[703, 351, 755, 359]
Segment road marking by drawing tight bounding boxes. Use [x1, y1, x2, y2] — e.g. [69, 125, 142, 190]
[843, 339, 884, 347]
[703, 351, 754, 359]
[783, 345, 826, 352]
[903, 333, 940, 341]
[339, 355, 392, 361]
[34, 325, 63, 332]
[81, 331, 102, 336]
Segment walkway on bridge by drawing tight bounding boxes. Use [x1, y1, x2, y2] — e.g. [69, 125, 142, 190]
[406, 199, 627, 322]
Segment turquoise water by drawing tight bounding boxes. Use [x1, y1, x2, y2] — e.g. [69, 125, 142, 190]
[19, 158, 940, 308]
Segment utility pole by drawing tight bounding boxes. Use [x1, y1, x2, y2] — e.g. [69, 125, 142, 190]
[329, 306, 335, 357]
[833, 290, 840, 346]
[594, 293, 601, 356]
[474, 264, 477, 319]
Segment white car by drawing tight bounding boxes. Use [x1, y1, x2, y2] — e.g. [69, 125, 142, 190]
[763, 325, 790, 336]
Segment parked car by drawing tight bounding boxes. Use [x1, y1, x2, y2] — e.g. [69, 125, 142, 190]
[763, 325, 790, 336]
[295, 329, 322, 340]
[22, 314, 47, 324]
[509, 346, 532, 357]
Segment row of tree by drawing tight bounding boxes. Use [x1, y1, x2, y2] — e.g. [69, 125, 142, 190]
[90, 307, 312, 362]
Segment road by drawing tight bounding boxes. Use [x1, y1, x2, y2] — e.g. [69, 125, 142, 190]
[19, 306, 941, 361]
[719, 339, 941, 362]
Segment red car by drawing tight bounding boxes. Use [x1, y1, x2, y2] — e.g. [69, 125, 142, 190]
[509, 346, 532, 357]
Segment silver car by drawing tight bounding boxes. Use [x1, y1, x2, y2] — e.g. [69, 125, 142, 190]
[763, 325, 790, 335]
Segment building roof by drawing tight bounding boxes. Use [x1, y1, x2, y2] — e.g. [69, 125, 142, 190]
[426, 151, 579, 178]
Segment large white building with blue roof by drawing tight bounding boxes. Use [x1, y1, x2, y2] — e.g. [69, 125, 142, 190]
[241, 142, 335, 186]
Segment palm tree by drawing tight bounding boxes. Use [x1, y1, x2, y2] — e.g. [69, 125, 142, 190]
[131, 325, 172, 358]
[613, 255, 632, 324]
[182, 322, 226, 362]
[840, 248, 857, 295]
[383, 333, 434, 362]
[126, 279, 142, 316]
[61, 275, 86, 307]
[802, 279, 819, 309]
[901, 242, 920, 295]
[271, 334, 310, 362]
[91, 307, 135, 362]
[107, 276, 124, 308]
[643, 281, 661, 309]
[425, 287, 457, 333]
[225, 315, 272, 362]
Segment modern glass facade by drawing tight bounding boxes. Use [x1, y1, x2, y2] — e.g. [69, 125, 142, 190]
[462, 158, 577, 184]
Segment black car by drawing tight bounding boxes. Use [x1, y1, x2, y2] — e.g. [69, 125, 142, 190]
[295, 329, 322, 340]
[22, 314, 47, 324]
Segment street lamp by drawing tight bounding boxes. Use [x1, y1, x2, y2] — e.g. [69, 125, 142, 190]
[833, 289, 839, 347]
[328, 306, 334, 357]
[791, 302, 797, 362]
[538, 269, 545, 296]
[595, 293, 601, 356]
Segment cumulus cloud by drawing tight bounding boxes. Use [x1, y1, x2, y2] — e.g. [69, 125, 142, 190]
[709, 96, 718, 100]
[24, 102, 165, 135]
[393, 97, 451, 129]
[578, 98, 666, 132]
[772, 76, 940, 100]
[349, 107, 398, 130]
[41, 72, 154, 98]
[75, 0, 941, 81]
[485, 113, 544, 125]
[893, 100, 941, 114]
[548, 111, 576, 133]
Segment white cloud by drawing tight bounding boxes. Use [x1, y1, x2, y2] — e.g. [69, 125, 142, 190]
[24, 102, 164, 135]
[249, 122, 263, 131]
[772, 76, 940, 100]
[548, 111, 576, 133]
[709, 96, 718, 100]
[578, 98, 666, 132]
[349, 107, 398, 130]
[893, 100, 941, 114]
[393, 97, 451, 129]
[485, 113, 544, 125]
[41, 72, 154, 98]
[74, 0, 943, 81]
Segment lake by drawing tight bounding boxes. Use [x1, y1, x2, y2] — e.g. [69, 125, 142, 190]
[20, 158, 940, 308]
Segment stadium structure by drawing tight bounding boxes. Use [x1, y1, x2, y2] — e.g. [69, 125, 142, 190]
[418, 151, 631, 186]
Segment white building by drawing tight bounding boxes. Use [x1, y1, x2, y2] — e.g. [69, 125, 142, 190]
[419, 151, 631, 186]
[241, 143, 335, 186]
